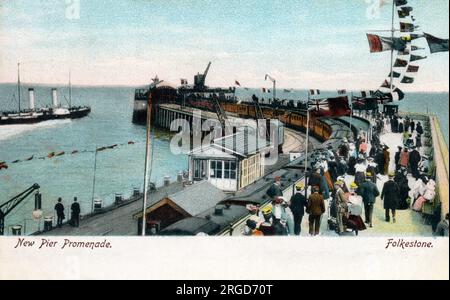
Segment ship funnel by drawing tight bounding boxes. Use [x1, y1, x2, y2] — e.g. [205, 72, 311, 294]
[52, 88, 58, 107]
[28, 88, 35, 111]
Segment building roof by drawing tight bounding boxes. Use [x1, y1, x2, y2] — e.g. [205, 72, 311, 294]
[196, 204, 249, 232]
[159, 217, 221, 236]
[190, 145, 236, 160]
[169, 181, 227, 216]
[212, 129, 271, 158]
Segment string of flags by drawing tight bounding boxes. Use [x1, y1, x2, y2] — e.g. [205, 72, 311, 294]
[365, 0, 448, 105]
[0, 140, 143, 171]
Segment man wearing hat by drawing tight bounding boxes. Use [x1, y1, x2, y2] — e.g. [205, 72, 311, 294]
[335, 180, 348, 235]
[381, 172, 400, 223]
[290, 183, 308, 235]
[307, 186, 326, 236]
[395, 146, 403, 172]
[409, 146, 422, 179]
[383, 146, 391, 175]
[357, 173, 380, 228]
[266, 176, 283, 200]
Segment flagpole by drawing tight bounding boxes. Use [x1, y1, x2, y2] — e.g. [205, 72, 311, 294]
[350, 91, 354, 140]
[141, 87, 155, 236]
[304, 91, 311, 200]
[389, 0, 395, 93]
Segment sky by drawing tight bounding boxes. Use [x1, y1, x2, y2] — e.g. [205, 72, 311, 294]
[0, 0, 448, 92]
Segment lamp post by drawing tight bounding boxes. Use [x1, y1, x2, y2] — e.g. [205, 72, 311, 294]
[304, 91, 312, 200]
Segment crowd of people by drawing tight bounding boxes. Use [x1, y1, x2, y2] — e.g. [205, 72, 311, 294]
[242, 112, 448, 237]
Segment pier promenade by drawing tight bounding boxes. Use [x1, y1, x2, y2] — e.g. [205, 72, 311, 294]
[31, 106, 447, 237]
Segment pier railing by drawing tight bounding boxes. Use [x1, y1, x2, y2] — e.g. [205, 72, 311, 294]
[429, 115, 449, 219]
[400, 111, 449, 219]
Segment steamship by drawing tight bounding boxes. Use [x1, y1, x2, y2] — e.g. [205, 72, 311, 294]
[0, 64, 91, 126]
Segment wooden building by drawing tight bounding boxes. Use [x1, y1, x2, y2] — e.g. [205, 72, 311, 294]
[188, 128, 272, 192]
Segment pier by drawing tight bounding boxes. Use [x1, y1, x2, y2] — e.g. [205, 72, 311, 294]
[23, 101, 447, 237]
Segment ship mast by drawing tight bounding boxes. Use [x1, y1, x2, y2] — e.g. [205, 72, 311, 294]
[17, 62, 21, 113]
[69, 71, 72, 108]
[389, 0, 395, 93]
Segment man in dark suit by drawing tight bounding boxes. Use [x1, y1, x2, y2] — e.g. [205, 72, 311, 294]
[54, 198, 65, 228]
[290, 183, 308, 235]
[307, 186, 325, 236]
[266, 176, 283, 201]
[357, 174, 380, 228]
[70, 197, 81, 227]
[381, 172, 400, 223]
[395, 146, 402, 172]
[409, 146, 422, 179]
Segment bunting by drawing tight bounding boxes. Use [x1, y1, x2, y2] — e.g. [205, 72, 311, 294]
[407, 65, 419, 73]
[394, 58, 409, 67]
[0, 140, 141, 171]
[410, 55, 427, 62]
[394, 0, 408, 6]
[424, 33, 449, 54]
[401, 76, 415, 84]
[388, 71, 402, 78]
[398, 6, 413, 18]
[400, 22, 418, 33]
[367, 34, 407, 52]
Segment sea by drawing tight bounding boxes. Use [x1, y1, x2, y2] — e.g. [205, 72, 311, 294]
[0, 84, 448, 234]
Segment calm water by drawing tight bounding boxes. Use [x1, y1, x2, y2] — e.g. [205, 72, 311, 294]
[0, 84, 448, 234]
[0, 84, 187, 234]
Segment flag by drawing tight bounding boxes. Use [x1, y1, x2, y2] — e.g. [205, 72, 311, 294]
[352, 97, 379, 111]
[411, 45, 425, 51]
[337, 89, 347, 95]
[381, 80, 391, 88]
[407, 65, 419, 73]
[373, 88, 405, 102]
[410, 54, 427, 62]
[409, 33, 425, 40]
[361, 90, 374, 98]
[400, 22, 417, 33]
[308, 96, 351, 118]
[235, 80, 241, 86]
[424, 33, 449, 54]
[401, 76, 415, 84]
[367, 34, 406, 52]
[395, 0, 408, 6]
[388, 71, 402, 78]
[394, 58, 408, 67]
[391, 88, 405, 101]
[398, 6, 413, 18]
[309, 89, 320, 96]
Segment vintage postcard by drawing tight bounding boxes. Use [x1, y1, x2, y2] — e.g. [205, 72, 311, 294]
[0, 0, 448, 281]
